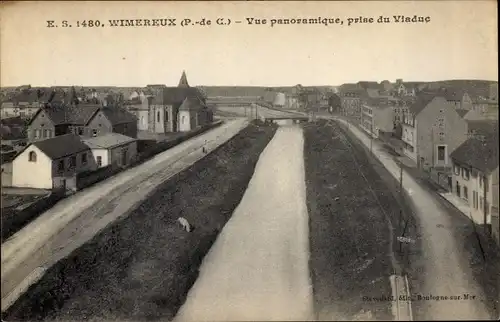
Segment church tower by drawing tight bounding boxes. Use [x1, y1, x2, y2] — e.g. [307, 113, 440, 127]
[178, 70, 190, 88]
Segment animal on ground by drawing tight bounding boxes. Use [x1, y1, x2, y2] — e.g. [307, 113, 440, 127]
[178, 216, 192, 232]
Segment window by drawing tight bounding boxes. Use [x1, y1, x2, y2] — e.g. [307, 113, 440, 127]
[473, 191, 478, 209]
[462, 168, 470, 180]
[78, 127, 84, 135]
[454, 165, 460, 175]
[463, 186, 468, 200]
[81, 152, 87, 164]
[182, 115, 186, 123]
[157, 111, 160, 122]
[456, 181, 461, 197]
[69, 156, 76, 168]
[43, 129, 48, 138]
[437, 146, 446, 161]
[92, 129, 98, 137]
[165, 110, 169, 121]
[47, 129, 52, 138]
[34, 129, 40, 139]
[479, 176, 483, 188]
[28, 151, 37, 162]
[97, 156, 102, 167]
[58, 160, 65, 172]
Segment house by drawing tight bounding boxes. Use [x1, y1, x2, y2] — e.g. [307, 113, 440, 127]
[450, 130, 499, 231]
[86, 105, 138, 138]
[1, 89, 44, 119]
[11, 134, 96, 190]
[339, 85, 366, 121]
[124, 96, 151, 131]
[26, 103, 138, 142]
[148, 71, 211, 134]
[402, 95, 468, 169]
[360, 98, 394, 138]
[83, 132, 137, 168]
[442, 88, 474, 110]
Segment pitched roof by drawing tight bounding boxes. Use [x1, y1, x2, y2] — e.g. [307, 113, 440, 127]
[83, 132, 136, 149]
[100, 106, 138, 125]
[31, 134, 90, 160]
[450, 131, 499, 173]
[151, 87, 205, 106]
[408, 93, 440, 115]
[179, 96, 204, 111]
[31, 103, 101, 126]
[455, 109, 470, 118]
[466, 120, 499, 135]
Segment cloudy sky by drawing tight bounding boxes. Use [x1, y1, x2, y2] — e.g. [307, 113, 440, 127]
[0, 1, 497, 87]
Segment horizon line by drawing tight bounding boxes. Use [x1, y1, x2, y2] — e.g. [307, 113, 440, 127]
[1, 78, 498, 89]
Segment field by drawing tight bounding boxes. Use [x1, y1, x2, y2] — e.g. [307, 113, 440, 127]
[303, 119, 419, 320]
[2, 121, 278, 321]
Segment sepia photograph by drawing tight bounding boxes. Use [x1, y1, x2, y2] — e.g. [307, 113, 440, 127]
[0, 0, 498, 321]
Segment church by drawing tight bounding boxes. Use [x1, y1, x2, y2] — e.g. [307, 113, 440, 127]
[128, 71, 213, 134]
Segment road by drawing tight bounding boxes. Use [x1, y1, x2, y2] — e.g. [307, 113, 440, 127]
[174, 125, 314, 321]
[333, 117, 491, 320]
[1, 119, 249, 312]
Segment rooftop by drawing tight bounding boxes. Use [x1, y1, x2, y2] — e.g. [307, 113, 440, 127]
[31, 134, 90, 160]
[83, 132, 136, 149]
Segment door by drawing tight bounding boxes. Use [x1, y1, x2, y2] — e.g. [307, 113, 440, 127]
[121, 148, 128, 166]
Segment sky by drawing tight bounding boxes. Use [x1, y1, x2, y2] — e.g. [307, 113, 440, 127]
[0, 1, 498, 87]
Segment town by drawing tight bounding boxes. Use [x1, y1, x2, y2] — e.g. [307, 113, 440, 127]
[1, 76, 499, 321]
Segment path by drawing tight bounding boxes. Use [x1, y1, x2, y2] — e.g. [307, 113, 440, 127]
[1, 119, 249, 312]
[174, 125, 314, 321]
[333, 117, 490, 320]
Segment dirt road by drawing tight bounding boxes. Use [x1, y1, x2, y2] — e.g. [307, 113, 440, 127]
[1, 119, 249, 312]
[174, 125, 314, 321]
[334, 117, 491, 320]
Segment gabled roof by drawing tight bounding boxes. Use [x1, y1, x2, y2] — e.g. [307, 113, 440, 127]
[151, 87, 205, 106]
[450, 130, 499, 174]
[408, 93, 440, 115]
[99, 106, 138, 125]
[30, 134, 90, 160]
[179, 96, 204, 111]
[83, 132, 136, 149]
[29, 103, 101, 126]
[455, 109, 470, 118]
[466, 119, 499, 135]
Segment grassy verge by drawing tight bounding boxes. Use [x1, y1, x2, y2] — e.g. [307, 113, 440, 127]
[303, 119, 416, 320]
[2, 121, 277, 322]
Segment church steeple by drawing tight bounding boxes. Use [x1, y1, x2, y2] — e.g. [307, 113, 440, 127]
[178, 70, 190, 88]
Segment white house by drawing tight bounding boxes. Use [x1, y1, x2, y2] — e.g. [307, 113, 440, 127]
[83, 132, 138, 168]
[11, 134, 95, 190]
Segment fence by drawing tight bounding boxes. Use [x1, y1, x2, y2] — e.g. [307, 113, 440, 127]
[1, 188, 65, 242]
[76, 164, 123, 191]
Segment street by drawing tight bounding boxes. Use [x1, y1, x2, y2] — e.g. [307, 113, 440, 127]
[174, 125, 314, 321]
[334, 117, 492, 320]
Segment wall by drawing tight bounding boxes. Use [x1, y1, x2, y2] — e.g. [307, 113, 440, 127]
[401, 122, 417, 162]
[91, 148, 110, 167]
[452, 165, 499, 227]
[1, 162, 13, 187]
[178, 110, 191, 132]
[50, 150, 97, 189]
[85, 110, 112, 137]
[113, 122, 137, 139]
[109, 141, 138, 167]
[374, 107, 394, 133]
[12, 145, 53, 189]
[417, 97, 467, 169]
[133, 109, 149, 131]
[27, 110, 56, 142]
